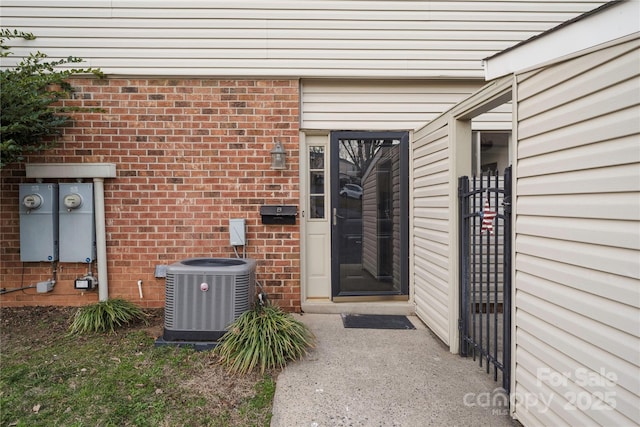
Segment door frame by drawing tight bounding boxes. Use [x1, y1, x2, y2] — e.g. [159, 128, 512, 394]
[329, 131, 410, 300]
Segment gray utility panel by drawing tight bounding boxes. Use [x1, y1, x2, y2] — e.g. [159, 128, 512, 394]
[19, 183, 59, 262]
[229, 218, 246, 246]
[59, 183, 96, 263]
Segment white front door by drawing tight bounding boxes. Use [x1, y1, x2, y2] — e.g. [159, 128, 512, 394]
[302, 133, 331, 299]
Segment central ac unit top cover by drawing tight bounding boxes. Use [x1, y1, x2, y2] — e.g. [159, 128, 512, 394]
[168, 257, 256, 274]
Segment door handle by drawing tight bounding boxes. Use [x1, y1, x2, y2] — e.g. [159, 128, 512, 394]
[333, 208, 344, 226]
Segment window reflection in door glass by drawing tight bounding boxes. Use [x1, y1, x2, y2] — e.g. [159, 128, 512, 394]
[310, 196, 324, 219]
[309, 146, 325, 219]
[310, 172, 324, 194]
[310, 147, 324, 169]
[334, 137, 403, 294]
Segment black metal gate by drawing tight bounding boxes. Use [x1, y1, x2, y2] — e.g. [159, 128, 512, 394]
[458, 166, 512, 393]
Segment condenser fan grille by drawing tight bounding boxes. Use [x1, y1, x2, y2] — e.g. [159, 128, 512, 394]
[164, 272, 176, 328]
[233, 274, 251, 317]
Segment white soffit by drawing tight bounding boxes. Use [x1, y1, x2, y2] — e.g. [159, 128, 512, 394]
[483, 1, 640, 80]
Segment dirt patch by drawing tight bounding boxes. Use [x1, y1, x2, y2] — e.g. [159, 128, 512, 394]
[1, 306, 74, 346]
[0, 306, 164, 345]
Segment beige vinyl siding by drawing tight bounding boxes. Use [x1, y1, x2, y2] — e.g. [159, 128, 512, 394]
[362, 147, 402, 288]
[301, 80, 484, 131]
[411, 86, 512, 345]
[0, 1, 605, 77]
[391, 151, 403, 291]
[412, 124, 451, 344]
[473, 104, 513, 131]
[512, 36, 640, 426]
[362, 163, 379, 277]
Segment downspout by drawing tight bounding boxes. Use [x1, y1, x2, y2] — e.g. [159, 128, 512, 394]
[93, 177, 109, 301]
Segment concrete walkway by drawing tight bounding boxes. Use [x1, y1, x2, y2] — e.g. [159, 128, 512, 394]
[271, 313, 518, 427]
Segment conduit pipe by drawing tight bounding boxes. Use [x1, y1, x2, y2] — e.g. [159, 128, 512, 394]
[26, 163, 117, 302]
[93, 177, 108, 301]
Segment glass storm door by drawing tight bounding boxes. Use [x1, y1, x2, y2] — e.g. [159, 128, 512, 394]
[330, 131, 409, 299]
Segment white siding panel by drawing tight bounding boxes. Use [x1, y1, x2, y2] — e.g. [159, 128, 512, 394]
[515, 337, 638, 426]
[414, 241, 449, 277]
[516, 254, 639, 306]
[301, 80, 482, 130]
[5, 0, 605, 14]
[518, 76, 640, 139]
[517, 193, 640, 221]
[515, 310, 639, 420]
[414, 267, 452, 344]
[1, 16, 565, 32]
[517, 163, 640, 195]
[301, 81, 510, 132]
[414, 158, 449, 185]
[517, 272, 638, 344]
[517, 216, 639, 249]
[518, 298, 638, 387]
[414, 258, 450, 343]
[413, 183, 449, 200]
[414, 223, 450, 249]
[412, 123, 452, 345]
[512, 363, 571, 426]
[517, 107, 640, 160]
[414, 137, 449, 168]
[471, 108, 513, 131]
[0, 1, 606, 77]
[516, 234, 639, 279]
[513, 36, 640, 426]
[516, 41, 640, 108]
[518, 133, 639, 177]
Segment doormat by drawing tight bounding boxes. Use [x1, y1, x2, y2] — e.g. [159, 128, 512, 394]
[341, 313, 416, 330]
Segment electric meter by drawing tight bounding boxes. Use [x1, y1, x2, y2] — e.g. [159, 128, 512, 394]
[22, 194, 43, 210]
[63, 193, 83, 210]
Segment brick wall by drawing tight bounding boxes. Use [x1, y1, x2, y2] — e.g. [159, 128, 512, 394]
[0, 78, 301, 310]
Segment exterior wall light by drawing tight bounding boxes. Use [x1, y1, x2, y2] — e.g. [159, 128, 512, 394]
[270, 141, 286, 170]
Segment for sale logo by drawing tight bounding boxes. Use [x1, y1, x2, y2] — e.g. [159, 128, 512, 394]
[536, 367, 617, 411]
[463, 367, 618, 415]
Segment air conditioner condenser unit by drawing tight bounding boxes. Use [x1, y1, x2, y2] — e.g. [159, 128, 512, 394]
[162, 258, 256, 343]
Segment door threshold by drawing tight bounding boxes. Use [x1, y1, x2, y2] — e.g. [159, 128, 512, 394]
[332, 295, 408, 303]
[301, 299, 414, 316]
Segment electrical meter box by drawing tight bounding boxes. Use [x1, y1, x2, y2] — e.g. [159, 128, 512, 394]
[19, 183, 59, 262]
[59, 183, 96, 263]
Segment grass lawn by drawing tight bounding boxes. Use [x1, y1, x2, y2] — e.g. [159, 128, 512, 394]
[0, 306, 276, 426]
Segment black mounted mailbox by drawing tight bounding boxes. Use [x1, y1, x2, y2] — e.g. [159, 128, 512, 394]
[260, 205, 297, 225]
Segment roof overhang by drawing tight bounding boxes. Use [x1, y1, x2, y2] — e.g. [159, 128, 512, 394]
[483, 1, 640, 80]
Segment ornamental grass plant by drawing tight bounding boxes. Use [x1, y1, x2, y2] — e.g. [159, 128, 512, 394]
[215, 303, 315, 375]
[68, 298, 148, 334]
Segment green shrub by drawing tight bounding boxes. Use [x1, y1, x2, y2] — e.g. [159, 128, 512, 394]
[1, 29, 103, 168]
[215, 304, 315, 375]
[68, 298, 148, 334]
